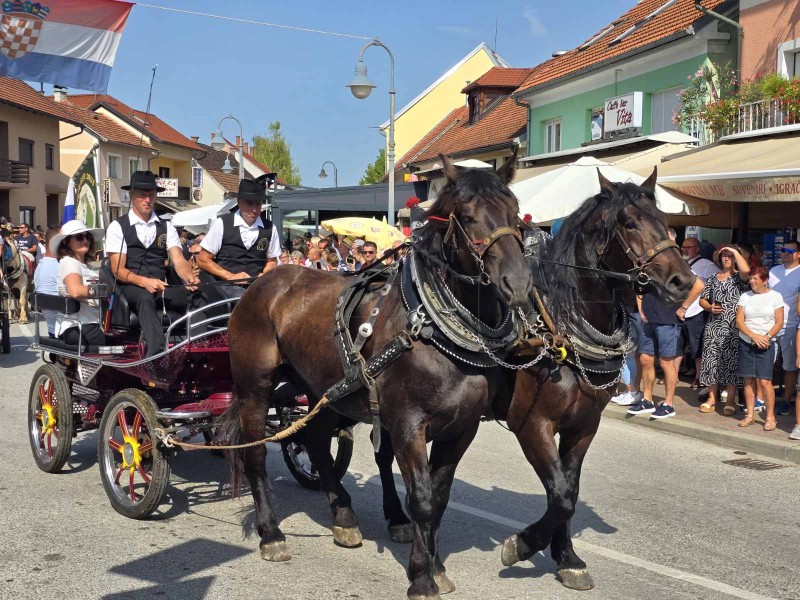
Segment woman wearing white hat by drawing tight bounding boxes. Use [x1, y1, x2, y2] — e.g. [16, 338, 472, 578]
[52, 220, 108, 345]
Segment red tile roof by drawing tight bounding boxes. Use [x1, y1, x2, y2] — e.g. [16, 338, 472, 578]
[0, 77, 82, 125]
[397, 94, 527, 167]
[516, 0, 727, 94]
[462, 67, 534, 93]
[68, 93, 204, 151]
[196, 143, 256, 193]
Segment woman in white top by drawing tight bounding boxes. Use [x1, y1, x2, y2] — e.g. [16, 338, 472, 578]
[735, 267, 784, 430]
[52, 220, 108, 346]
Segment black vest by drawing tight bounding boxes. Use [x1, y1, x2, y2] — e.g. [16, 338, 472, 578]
[215, 212, 273, 278]
[117, 214, 168, 279]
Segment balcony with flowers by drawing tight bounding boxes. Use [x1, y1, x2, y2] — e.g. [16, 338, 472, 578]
[674, 65, 800, 145]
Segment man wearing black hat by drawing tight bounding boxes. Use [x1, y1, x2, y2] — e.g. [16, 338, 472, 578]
[196, 177, 281, 298]
[105, 171, 199, 357]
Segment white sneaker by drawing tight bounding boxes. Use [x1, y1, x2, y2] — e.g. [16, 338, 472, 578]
[610, 391, 642, 406]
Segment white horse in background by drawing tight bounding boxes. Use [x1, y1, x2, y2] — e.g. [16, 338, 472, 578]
[0, 229, 34, 324]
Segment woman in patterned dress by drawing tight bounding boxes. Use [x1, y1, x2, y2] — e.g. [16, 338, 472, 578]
[698, 245, 751, 414]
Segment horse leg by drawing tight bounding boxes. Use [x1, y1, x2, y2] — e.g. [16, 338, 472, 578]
[426, 421, 480, 596]
[549, 429, 597, 591]
[17, 273, 28, 324]
[372, 428, 413, 543]
[393, 425, 440, 600]
[238, 385, 290, 562]
[303, 409, 362, 548]
[500, 420, 574, 570]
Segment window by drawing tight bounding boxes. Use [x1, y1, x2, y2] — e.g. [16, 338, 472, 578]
[651, 87, 682, 134]
[45, 144, 54, 170]
[129, 157, 142, 177]
[590, 109, 604, 141]
[543, 119, 562, 154]
[107, 153, 121, 179]
[158, 166, 170, 178]
[19, 206, 34, 228]
[777, 39, 800, 77]
[18, 138, 33, 166]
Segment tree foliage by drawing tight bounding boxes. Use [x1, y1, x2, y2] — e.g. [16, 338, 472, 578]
[359, 147, 386, 185]
[251, 121, 301, 186]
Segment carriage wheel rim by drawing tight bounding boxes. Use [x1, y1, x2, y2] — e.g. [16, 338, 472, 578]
[101, 401, 154, 507]
[30, 374, 60, 462]
[286, 442, 318, 481]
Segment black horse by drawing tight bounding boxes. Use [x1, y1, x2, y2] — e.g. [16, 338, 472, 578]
[221, 154, 532, 599]
[371, 169, 696, 591]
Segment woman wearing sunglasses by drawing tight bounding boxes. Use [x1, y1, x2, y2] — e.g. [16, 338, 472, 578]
[52, 220, 109, 345]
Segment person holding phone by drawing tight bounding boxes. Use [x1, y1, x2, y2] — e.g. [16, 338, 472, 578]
[697, 245, 751, 415]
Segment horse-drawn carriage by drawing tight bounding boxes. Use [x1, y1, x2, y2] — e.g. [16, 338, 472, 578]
[27, 282, 353, 519]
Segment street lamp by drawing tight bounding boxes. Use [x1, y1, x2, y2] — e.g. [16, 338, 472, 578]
[221, 153, 234, 174]
[347, 38, 396, 225]
[211, 114, 244, 181]
[318, 160, 338, 187]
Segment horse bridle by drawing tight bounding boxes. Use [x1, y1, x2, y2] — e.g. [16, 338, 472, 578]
[428, 213, 524, 285]
[597, 226, 679, 288]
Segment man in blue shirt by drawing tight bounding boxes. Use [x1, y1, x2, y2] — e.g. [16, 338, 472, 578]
[33, 226, 60, 337]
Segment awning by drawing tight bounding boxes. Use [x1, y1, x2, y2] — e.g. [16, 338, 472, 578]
[520, 131, 697, 162]
[413, 159, 493, 176]
[658, 130, 800, 202]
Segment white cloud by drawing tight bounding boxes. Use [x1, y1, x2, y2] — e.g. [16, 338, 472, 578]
[522, 7, 548, 38]
[437, 25, 476, 36]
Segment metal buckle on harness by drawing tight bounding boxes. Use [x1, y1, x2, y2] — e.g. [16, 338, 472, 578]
[408, 306, 427, 338]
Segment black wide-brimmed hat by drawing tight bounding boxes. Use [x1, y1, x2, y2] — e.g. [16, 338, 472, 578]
[122, 170, 165, 192]
[232, 176, 268, 203]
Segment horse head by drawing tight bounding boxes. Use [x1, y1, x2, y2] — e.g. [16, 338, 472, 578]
[420, 152, 532, 308]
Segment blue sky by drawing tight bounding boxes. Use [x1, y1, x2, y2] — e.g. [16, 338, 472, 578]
[96, 0, 637, 186]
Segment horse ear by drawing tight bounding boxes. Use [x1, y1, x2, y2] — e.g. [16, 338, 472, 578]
[641, 166, 658, 191]
[496, 148, 518, 185]
[439, 154, 459, 183]
[597, 168, 615, 194]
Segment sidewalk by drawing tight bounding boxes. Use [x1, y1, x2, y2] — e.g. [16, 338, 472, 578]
[604, 376, 800, 465]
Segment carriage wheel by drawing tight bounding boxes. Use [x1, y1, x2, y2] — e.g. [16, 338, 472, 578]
[1, 311, 9, 353]
[281, 427, 354, 491]
[97, 389, 170, 519]
[28, 364, 73, 472]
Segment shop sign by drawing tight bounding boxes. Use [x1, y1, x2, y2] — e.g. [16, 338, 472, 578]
[662, 177, 800, 202]
[603, 92, 643, 134]
[156, 178, 179, 198]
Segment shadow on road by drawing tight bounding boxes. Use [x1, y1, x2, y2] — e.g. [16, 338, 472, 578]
[0, 329, 38, 368]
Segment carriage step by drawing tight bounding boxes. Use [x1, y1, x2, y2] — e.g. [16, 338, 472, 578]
[156, 410, 213, 421]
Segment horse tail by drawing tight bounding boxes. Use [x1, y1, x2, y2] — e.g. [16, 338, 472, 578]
[220, 391, 245, 498]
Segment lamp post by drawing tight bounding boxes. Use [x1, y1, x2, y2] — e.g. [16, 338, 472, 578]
[318, 161, 338, 187]
[347, 38, 396, 225]
[211, 114, 244, 181]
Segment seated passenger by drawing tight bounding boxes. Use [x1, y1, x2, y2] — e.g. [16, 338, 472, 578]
[52, 220, 109, 346]
[33, 226, 61, 338]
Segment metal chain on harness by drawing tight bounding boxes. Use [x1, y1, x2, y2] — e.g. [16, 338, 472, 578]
[564, 309, 633, 391]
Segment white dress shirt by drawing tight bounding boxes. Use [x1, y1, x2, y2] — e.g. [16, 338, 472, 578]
[200, 210, 282, 259]
[105, 209, 181, 255]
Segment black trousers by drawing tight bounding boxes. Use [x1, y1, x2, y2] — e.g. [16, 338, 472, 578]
[118, 283, 189, 357]
[63, 324, 110, 346]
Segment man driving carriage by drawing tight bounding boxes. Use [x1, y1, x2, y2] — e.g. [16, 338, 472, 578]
[105, 171, 199, 357]
[196, 176, 281, 299]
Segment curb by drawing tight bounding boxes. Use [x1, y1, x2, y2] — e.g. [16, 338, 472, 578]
[603, 403, 800, 465]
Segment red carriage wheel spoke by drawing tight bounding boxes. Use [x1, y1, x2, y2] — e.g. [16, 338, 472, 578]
[132, 412, 142, 439]
[34, 411, 42, 420]
[129, 470, 137, 501]
[107, 438, 123, 453]
[136, 464, 151, 484]
[117, 411, 130, 438]
[46, 431, 53, 457]
[39, 429, 46, 450]
[138, 441, 152, 455]
[38, 383, 48, 407]
[114, 466, 125, 484]
[46, 382, 54, 406]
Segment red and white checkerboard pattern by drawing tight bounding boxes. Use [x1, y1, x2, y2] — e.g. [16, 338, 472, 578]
[0, 15, 43, 60]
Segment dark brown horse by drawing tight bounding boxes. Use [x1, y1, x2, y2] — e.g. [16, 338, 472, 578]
[493, 170, 696, 589]
[222, 154, 532, 599]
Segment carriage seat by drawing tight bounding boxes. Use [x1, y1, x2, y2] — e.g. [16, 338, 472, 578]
[33, 293, 102, 354]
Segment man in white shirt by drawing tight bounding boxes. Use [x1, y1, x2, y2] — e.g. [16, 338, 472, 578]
[105, 171, 198, 357]
[197, 177, 280, 299]
[768, 241, 800, 407]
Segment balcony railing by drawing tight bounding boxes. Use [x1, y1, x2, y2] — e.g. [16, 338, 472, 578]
[688, 99, 797, 145]
[0, 158, 30, 185]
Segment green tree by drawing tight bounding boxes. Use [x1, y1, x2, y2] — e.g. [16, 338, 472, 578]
[251, 121, 301, 186]
[359, 147, 386, 185]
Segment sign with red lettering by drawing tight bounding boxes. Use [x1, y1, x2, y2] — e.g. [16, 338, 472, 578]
[604, 92, 643, 134]
[660, 177, 800, 202]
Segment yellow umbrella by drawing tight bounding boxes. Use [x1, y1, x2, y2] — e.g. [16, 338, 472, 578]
[321, 217, 406, 250]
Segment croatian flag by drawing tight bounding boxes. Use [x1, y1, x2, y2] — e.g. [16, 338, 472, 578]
[62, 177, 75, 223]
[0, 0, 132, 93]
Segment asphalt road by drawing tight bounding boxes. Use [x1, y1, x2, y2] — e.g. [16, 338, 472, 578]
[1, 324, 798, 600]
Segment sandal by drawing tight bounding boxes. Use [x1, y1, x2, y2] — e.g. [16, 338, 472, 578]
[723, 403, 737, 416]
[763, 419, 777, 432]
[699, 402, 716, 413]
[690, 380, 701, 390]
[738, 415, 755, 427]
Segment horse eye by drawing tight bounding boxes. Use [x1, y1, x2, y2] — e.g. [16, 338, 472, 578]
[624, 221, 636, 230]
[462, 216, 477, 225]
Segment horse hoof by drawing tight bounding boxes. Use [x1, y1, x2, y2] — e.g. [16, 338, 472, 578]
[332, 525, 363, 548]
[388, 522, 414, 544]
[500, 535, 520, 567]
[434, 573, 455, 594]
[557, 568, 595, 590]
[408, 595, 441, 600]
[260, 541, 292, 562]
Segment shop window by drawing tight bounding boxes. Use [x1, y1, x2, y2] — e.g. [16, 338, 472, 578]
[544, 119, 562, 153]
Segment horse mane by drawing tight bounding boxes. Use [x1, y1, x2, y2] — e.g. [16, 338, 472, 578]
[415, 167, 518, 250]
[544, 181, 661, 328]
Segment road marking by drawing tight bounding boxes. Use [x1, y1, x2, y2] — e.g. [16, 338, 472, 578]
[365, 478, 777, 600]
[17, 322, 33, 339]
